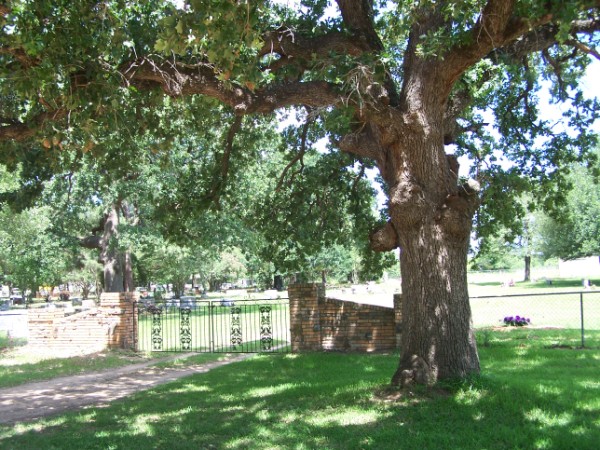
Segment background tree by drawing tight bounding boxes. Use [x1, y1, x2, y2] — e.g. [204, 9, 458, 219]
[537, 152, 600, 260]
[65, 249, 102, 300]
[0, 205, 71, 302]
[473, 211, 536, 281]
[2, 1, 600, 385]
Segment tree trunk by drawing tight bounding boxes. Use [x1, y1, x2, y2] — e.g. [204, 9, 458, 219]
[123, 252, 134, 292]
[80, 202, 129, 293]
[383, 133, 481, 384]
[81, 283, 91, 300]
[361, 71, 481, 384]
[391, 223, 480, 385]
[101, 205, 124, 292]
[274, 274, 284, 291]
[524, 255, 531, 282]
[209, 279, 220, 292]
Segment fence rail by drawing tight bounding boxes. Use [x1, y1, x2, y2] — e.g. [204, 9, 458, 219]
[134, 298, 290, 353]
[470, 290, 600, 347]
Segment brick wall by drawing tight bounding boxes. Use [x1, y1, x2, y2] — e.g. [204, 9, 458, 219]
[289, 283, 402, 352]
[27, 292, 138, 353]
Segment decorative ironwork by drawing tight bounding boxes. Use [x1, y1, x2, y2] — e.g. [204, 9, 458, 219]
[136, 299, 290, 353]
[230, 306, 243, 347]
[180, 307, 192, 350]
[151, 307, 163, 350]
[259, 305, 273, 350]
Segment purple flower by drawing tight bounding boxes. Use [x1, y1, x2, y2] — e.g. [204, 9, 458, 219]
[503, 314, 532, 326]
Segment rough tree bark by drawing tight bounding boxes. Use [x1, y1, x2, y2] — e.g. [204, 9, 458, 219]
[348, 100, 481, 384]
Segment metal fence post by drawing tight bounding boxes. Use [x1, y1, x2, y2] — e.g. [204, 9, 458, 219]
[209, 299, 214, 352]
[580, 292, 585, 348]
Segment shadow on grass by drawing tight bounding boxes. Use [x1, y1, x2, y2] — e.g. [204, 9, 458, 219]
[1, 332, 599, 449]
[0, 349, 159, 389]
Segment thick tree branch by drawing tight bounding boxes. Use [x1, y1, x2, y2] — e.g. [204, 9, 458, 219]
[336, 0, 383, 51]
[338, 122, 385, 161]
[0, 109, 68, 141]
[496, 19, 600, 61]
[123, 57, 341, 114]
[0, 56, 342, 143]
[79, 235, 102, 250]
[0, 45, 39, 68]
[335, 0, 400, 106]
[441, 0, 551, 89]
[566, 38, 600, 60]
[443, 4, 600, 91]
[220, 115, 242, 182]
[0, 5, 39, 68]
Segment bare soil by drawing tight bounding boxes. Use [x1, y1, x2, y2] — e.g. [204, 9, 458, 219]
[0, 352, 253, 425]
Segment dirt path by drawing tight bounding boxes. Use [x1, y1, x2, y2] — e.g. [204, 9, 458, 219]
[0, 353, 254, 425]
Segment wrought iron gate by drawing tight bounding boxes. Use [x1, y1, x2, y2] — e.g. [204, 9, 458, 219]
[134, 298, 290, 353]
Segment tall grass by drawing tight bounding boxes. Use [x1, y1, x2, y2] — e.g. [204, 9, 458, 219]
[1, 329, 598, 449]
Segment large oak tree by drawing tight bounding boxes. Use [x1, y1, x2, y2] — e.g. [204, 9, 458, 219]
[1, 1, 599, 384]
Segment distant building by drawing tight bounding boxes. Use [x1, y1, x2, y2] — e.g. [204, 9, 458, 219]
[558, 256, 600, 278]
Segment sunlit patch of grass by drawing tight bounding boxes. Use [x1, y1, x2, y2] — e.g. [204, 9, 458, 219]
[306, 407, 384, 426]
[576, 396, 600, 412]
[127, 413, 161, 436]
[535, 383, 563, 396]
[534, 437, 553, 449]
[0, 331, 598, 449]
[167, 383, 211, 394]
[1, 415, 69, 439]
[455, 386, 487, 406]
[525, 408, 574, 428]
[245, 382, 302, 399]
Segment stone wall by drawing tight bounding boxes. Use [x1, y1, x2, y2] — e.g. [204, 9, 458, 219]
[27, 292, 138, 353]
[289, 283, 402, 352]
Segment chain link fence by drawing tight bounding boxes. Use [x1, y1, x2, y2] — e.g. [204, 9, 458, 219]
[471, 290, 600, 346]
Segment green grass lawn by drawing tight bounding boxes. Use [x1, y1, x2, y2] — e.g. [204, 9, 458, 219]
[1, 329, 598, 449]
[468, 277, 600, 295]
[0, 347, 164, 389]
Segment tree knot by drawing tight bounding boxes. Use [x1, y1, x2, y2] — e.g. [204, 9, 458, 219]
[394, 355, 434, 387]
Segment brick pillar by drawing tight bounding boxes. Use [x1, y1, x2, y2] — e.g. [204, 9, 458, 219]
[393, 293, 403, 349]
[100, 292, 139, 350]
[288, 283, 325, 351]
